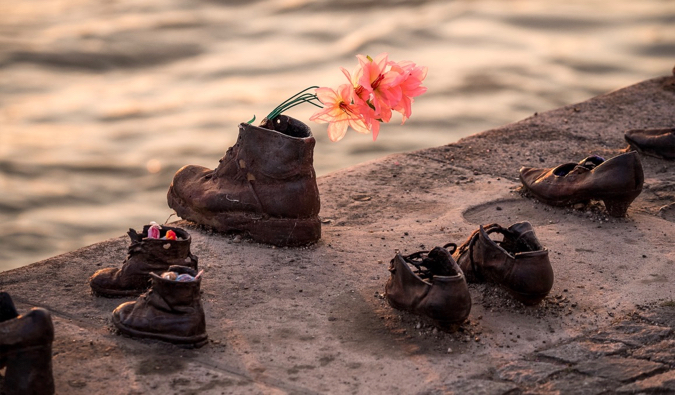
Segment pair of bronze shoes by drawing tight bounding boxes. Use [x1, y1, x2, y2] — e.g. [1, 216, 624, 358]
[385, 222, 553, 327]
[89, 224, 207, 347]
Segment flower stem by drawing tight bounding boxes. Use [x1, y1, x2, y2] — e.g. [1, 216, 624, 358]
[264, 86, 323, 122]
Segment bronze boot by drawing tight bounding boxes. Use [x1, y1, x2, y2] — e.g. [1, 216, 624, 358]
[89, 225, 198, 297]
[0, 292, 55, 395]
[112, 265, 207, 347]
[625, 127, 675, 160]
[167, 115, 321, 247]
[519, 151, 644, 217]
[454, 222, 553, 305]
[385, 246, 471, 327]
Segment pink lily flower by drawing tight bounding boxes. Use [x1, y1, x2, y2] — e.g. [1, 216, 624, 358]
[355, 53, 402, 123]
[310, 84, 370, 142]
[389, 60, 428, 123]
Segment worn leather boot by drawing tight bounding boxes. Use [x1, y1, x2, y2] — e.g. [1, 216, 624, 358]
[167, 115, 321, 247]
[89, 225, 198, 297]
[625, 127, 675, 160]
[0, 292, 55, 395]
[386, 245, 471, 327]
[453, 222, 553, 305]
[112, 266, 207, 347]
[519, 151, 644, 217]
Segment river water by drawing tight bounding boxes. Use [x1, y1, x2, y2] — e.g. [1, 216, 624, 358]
[1, 0, 673, 271]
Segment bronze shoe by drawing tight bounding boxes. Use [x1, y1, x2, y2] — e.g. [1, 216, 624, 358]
[167, 115, 321, 247]
[519, 151, 644, 217]
[0, 292, 55, 395]
[89, 225, 198, 297]
[453, 222, 553, 305]
[385, 245, 471, 327]
[625, 127, 675, 160]
[112, 265, 207, 347]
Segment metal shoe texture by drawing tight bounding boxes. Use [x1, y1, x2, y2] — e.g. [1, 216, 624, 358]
[167, 115, 321, 247]
[519, 151, 644, 217]
[385, 246, 471, 327]
[454, 222, 553, 305]
[0, 292, 55, 395]
[625, 127, 675, 160]
[89, 225, 198, 297]
[112, 265, 207, 347]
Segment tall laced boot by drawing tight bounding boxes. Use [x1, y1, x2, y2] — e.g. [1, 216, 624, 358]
[167, 115, 321, 247]
[0, 292, 55, 395]
[89, 225, 198, 297]
[112, 266, 207, 347]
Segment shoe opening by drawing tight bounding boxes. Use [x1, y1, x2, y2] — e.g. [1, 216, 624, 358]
[404, 247, 460, 281]
[260, 115, 311, 138]
[492, 228, 543, 254]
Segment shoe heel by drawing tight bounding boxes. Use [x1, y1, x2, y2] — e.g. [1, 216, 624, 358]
[603, 193, 639, 217]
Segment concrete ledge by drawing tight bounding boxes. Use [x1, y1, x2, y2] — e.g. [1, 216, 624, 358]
[1, 75, 675, 393]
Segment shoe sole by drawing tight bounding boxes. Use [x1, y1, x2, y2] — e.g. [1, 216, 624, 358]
[385, 295, 469, 327]
[112, 313, 208, 348]
[504, 286, 550, 306]
[167, 186, 321, 247]
[89, 284, 146, 298]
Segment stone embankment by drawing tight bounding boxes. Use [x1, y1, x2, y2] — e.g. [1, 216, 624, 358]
[1, 74, 675, 394]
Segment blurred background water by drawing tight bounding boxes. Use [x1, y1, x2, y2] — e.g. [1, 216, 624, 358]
[1, 0, 674, 271]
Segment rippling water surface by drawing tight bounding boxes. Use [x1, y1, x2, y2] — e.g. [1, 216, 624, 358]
[1, 0, 674, 271]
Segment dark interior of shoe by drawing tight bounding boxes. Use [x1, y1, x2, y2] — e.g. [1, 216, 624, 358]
[552, 163, 577, 176]
[0, 292, 19, 322]
[579, 155, 604, 170]
[492, 230, 541, 253]
[408, 247, 459, 280]
[260, 116, 311, 138]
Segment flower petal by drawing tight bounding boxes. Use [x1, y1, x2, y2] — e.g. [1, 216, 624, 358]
[327, 120, 348, 142]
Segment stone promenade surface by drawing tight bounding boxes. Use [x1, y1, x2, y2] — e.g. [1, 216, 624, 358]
[1, 75, 675, 394]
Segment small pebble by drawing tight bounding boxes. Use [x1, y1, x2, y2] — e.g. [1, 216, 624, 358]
[176, 273, 195, 282]
[161, 272, 178, 281]
[148, 222, 161, 239]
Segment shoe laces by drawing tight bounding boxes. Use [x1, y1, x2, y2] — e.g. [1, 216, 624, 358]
[400, 243, 458, 280]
